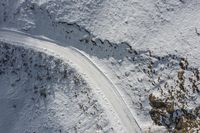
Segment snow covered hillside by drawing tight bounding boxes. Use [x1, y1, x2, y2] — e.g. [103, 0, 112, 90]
[0, 42, 118, 133]
[0, 0, 200, 132]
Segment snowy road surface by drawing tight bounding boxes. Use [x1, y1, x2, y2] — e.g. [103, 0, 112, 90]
[0, 29, 141, 133]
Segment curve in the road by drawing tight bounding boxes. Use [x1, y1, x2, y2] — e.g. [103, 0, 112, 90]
[0, 29, 141, 133]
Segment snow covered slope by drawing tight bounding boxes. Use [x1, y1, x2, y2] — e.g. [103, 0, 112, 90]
[0, 42, 118, 133]
[0, 0, 200, 132]
[0, 29, 141, 133]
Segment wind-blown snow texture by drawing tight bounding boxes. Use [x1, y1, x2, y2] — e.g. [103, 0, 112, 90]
[0, 0, 200, 132]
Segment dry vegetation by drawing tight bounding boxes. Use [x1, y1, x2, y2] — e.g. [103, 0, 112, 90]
[149, 58, 200, 132]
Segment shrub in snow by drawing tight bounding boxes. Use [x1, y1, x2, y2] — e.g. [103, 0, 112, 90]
[149, 58, 200, 132]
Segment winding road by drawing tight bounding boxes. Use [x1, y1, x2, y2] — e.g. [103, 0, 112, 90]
[0, 29, 141, 133]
